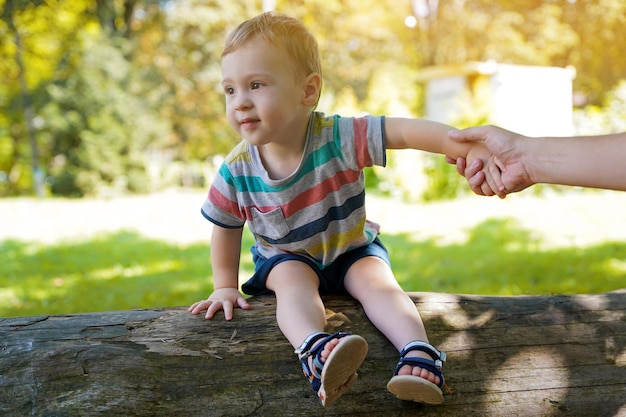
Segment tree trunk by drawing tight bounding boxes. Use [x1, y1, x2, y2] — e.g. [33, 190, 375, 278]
[1, 291, 625, 416]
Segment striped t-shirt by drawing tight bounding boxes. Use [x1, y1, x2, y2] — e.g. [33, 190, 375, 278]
[201, 112, 386, 269]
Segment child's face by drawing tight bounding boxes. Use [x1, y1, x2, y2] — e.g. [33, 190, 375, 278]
[221, 36, 311, 147]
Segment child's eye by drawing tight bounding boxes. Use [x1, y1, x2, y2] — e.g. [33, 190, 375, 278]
[224, 86, 234, 95]
[251, 82, 262, 90]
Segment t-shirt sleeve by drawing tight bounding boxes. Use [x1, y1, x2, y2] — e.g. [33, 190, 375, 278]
[337, 115, 386, 169]
[200, 163, 246, 229]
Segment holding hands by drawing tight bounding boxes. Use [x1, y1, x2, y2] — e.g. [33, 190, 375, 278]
[448, 125, 626, 194]
[447, 126, 534, 198]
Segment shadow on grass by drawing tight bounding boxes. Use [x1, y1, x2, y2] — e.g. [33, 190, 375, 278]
[1, 218, 625, 317]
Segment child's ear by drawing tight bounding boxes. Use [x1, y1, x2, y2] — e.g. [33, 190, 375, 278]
[302, 73, 322, 106]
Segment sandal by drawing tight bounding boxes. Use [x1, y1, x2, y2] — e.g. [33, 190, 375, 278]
[295, 332, 368, 406]
[386, 340, 447, 404]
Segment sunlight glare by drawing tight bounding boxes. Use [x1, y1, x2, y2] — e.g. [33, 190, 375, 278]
[487, 347, 568, 415]
[90, 260, 182, 280]
[606, 258, 626, 273]
[0, 288, 21, 309]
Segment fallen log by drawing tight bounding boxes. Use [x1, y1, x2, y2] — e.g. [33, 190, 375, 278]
[1, 291, 625, 417]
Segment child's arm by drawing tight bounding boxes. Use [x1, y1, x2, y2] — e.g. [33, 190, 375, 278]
[188, 225, 250, 321]
[385, 117, 470, 158]
[384, 117, 503, 195]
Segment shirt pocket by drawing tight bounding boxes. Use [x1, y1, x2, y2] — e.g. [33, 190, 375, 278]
[250, 207, 290, 240]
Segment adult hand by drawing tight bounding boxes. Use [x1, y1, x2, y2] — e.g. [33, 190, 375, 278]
[448, 126, 535, 195]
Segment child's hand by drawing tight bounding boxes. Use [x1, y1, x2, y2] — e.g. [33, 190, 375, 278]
[465, 143, 506, 198]
[448, 126, 536, 195]
[188, 288, 250, 321]
[481, 156, 507, 198]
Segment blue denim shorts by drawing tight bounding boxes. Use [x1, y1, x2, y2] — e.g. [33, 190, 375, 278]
[241, 237, 391, 296]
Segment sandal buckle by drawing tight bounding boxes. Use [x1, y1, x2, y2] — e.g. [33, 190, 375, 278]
[295, 348, 313, 360]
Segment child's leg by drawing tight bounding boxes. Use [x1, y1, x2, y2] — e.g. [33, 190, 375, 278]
[266, 260, 368, 406]
[265, 260, 327, 348]
[343, 256, 440, 386]
[265, 260, 348, 369]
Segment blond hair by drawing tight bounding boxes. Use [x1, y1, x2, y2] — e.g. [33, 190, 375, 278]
[223, 12, 322, 83]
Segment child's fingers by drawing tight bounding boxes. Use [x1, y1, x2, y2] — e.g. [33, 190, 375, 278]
[205, 300, 229, 320]
[467, 170, 486, 195]
[465, 158, 482, 178]
[479, 180, 497, 196]
[188, 300, 209, 314]
[454, 157, 467, 176]
[237, 297, 251, 310]
[444, 155, 457, 165]
[220, 301, 234, 321]
[486, 157, 507, 198]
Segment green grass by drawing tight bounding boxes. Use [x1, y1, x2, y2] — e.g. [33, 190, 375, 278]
[1, 218, 625, 317]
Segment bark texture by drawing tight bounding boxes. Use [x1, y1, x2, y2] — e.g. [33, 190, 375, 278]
[1, 291, 625, 416]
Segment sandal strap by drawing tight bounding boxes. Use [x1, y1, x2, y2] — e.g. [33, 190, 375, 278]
[394, 357, 446, 390]
[396, 357, 443, 375]
[393, 341, 446, 390]
[400, 341, 446, 366]
[294, 332, 330, 359]
[295, 332, 351, 390]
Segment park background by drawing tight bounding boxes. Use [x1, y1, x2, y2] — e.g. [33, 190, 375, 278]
[1, 0, 625, 317]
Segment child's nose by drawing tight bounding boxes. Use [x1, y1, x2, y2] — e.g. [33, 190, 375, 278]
[234, 92, 252, 110]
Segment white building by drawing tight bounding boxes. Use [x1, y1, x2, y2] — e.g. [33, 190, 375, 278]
[417, 61, 576, 136]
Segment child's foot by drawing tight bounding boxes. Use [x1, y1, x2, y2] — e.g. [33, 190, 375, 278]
[396, 350, 441, 386]
[296, 332, 368, 406]
[387, 341, 446, 404]
[312, 337, 341, 366]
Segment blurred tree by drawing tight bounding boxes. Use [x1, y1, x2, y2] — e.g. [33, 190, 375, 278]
[559, 0, 626, 105]
[1, 0, 65, 196]
[44, 0, 170, 196]
[1, 0, 624, 198]
[409, 0, 626, 106]
[398, 0, 625, 200]
[40, 32, 168, 196]
[148, 0, 261, 164]
[272, 0, 421, 116]
[574, 81, 626, 135]
[1, 0, 169, 196]
[408, 1, 578, 68]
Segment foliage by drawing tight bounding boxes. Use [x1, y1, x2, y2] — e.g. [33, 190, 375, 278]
[1, 0, 626, 197]
[40, 32, 168, 196]
[420, 155, 467, 202]
[144, 0, 258, 162]
[573, 80, 626, 135]
[2, 218, 625, 317]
